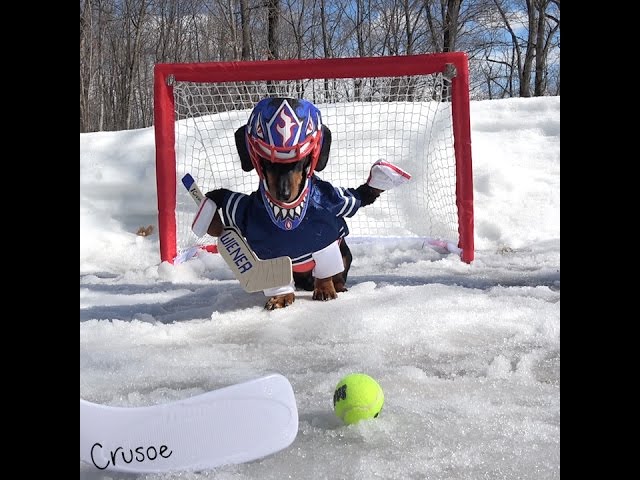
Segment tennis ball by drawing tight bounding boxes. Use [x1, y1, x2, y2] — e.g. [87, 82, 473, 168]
[333, 373, 384, 425]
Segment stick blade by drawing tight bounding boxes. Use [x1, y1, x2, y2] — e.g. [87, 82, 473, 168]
[218, 227, 292, 293]
[242, 255, 293, 293]
[80, 374, 298, 474]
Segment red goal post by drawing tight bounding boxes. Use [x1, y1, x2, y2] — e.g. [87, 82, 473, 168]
[154, 52, 474, 264]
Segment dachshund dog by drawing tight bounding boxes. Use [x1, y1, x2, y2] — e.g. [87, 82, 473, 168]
[198, 97, 410, 310]
[203, 160, 383, 309]
[261, 156, 383, 307]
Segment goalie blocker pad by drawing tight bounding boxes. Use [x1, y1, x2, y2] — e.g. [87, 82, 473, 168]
[192, 198, 218, 238]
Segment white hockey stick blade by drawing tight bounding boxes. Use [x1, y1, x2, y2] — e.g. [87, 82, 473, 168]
[217, 226, 293, 292]
[80, 374, 298, 474]
[181, 174, 292, 292]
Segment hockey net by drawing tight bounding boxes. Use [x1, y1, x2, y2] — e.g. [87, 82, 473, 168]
[154, 53, 474, 264]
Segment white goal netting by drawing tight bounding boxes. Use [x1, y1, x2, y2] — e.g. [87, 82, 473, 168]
[171, 74, 458, 260]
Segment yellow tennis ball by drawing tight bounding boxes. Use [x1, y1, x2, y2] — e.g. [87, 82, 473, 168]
[333, 373, 384, 425]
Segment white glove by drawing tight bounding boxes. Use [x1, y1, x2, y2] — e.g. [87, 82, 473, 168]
[192, 198, 218, 237]
[366, 159, 411, 190]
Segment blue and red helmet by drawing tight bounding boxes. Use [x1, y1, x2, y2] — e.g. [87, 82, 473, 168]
[233, 97, 332, 230]
[245, 97, 324, 179]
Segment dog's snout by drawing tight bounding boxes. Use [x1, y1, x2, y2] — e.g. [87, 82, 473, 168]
[263, 159, 305, 203]
[276, 175, 292, 201]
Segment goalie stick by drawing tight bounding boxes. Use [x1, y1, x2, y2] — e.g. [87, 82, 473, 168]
[80, 374, 299, 474]
[181, 174, 293, 293]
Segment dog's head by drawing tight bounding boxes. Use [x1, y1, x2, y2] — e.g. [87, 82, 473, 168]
[260, 156, 309, 204]
[235, 97, 331, 230]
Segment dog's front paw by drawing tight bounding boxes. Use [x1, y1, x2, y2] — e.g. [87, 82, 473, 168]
[332, 273, 348, 293]
[312, 277, 338, 301]
[265, 293, 296, 310]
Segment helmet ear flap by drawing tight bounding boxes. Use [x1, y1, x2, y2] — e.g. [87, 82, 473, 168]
[235, 125, 254, 172]
[315, 124, 331, 172]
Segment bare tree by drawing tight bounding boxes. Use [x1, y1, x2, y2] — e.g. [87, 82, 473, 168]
[267, 0, 281, 60]
[493, 0, 529, 95]
[319, 0, 332, 58]
[264, 0, 280, 96]
[240, 0, 251, 60]
[79, 0, 559, 132]
[80, 0, 91, 132]
[443, 0, 462, 52]
[425, 0, 463, 53]
[153, 0, 176, 60]
[534, 0, 559, 95]
[318, 0, 336, 100]
[492, 0, 559, 97]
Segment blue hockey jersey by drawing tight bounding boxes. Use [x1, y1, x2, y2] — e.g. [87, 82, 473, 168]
[217, 175, 363, 269]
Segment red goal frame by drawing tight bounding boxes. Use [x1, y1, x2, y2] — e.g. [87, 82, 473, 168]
[154, 52, 474, 263]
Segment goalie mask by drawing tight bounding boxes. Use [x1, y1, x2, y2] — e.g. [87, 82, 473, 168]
[237, 97, 331, 231]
